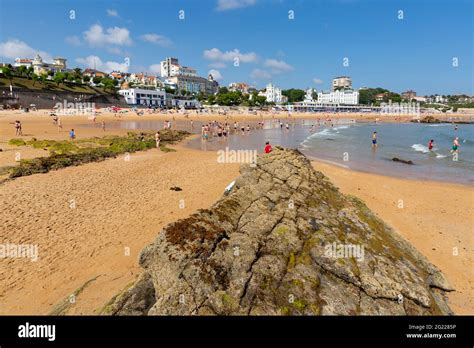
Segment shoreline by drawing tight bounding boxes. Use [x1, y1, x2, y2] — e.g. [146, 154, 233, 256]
[304, 154, 474, 187]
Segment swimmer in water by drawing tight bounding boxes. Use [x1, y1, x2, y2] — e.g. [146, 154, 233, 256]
[372, 131, 377, 148]
[428, 139, 435, 151]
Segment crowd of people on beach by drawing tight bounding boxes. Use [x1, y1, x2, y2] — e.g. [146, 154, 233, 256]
[5, 107, 465, 160]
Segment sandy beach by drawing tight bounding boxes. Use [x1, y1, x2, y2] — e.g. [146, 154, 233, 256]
[0, 142, 240, 314]
[0, 109, 472, 315]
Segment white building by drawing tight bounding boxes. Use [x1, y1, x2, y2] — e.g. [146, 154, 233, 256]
[14, 55, 67, 75]
[119, 88, 166, 107]
[14, 58, 33, 68]
[264, 83, 283, 104]
[332, 76, 352, 91]
[304, 88, 317, 102]
[172, 98, 200, 109]
[160, 57, 197, 78]
[317, 89, 359, 105]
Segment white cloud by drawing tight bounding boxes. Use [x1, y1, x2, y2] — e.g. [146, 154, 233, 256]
[149, 64, 162, 74]
[313, 78, 323, 84]
[76, 55, 129, 73]
[208, 62, 226, 69]
[140, 33, 172, 47]
[250, 69, 271, 80]
[263, 59, 294, 73]
[216, 0, 257, 11]
[0, 39, 53, 62]
[203, 48, 257, 63]
[65, 36, 82, 46]
[83, 24, 132, 46]
[208, 69, 223, 81]
[107, 9, 119, 17]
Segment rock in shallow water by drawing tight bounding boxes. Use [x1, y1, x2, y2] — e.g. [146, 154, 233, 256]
[106, 147, 453, 316]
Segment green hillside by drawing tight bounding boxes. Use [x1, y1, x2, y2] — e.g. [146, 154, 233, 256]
[0, 76, 112, 95]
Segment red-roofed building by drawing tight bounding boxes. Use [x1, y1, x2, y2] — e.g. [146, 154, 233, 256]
[83, 68, 106, 78]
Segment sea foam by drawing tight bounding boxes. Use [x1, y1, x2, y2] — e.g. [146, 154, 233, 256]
[411, 144, 430, 153]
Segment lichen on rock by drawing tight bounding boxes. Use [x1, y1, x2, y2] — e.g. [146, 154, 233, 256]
[107, 147, 453, 316]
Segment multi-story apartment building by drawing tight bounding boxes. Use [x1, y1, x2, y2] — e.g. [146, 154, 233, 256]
[317, 89, 359, 105]
[332, 76, 352, 91]
[167, 73, 218, 94]
[160, 57, 197, 78]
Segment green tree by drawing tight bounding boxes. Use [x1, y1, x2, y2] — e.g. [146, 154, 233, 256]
[101, 77, 117, 92]
[83, 75, 91, 83]
[54, 72, 66, 86]
[196, 91, 207, 101]
[359, 87, 389, 105]
[32, 73, 39, 86]
[40, 73, 48, 84]
[1, 66, 13, 85]
[26, 66, 34, 79]
[92, 76, 102, 84]
[253, 95, 267, 106]
[17, 65, 27, 77]
[207, 94, 216, 104]
[282, 89, 305, 103]
[216, 90, 243, 106]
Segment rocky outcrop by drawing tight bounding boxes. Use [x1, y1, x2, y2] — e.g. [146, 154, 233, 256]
[413, 116, 441, 123]
[108, 147, 454, 315]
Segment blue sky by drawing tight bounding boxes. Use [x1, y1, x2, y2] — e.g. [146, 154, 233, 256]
[0, 0, 472, 95]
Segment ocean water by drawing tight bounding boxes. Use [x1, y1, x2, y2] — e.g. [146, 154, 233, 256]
[81, 119, 473, 184]
[187, 120, 474, 185]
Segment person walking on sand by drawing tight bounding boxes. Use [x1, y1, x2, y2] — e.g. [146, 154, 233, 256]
[69, 129, 76, 140]
[372, 131, 378, 148]
[264, 141, 272, 154]
[14, 120, 21, 136]
[101, 121, 106, 132]
[57, 118, 62, 132]
[155, 131, 161, 149]
[428, 139, 435, 151]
